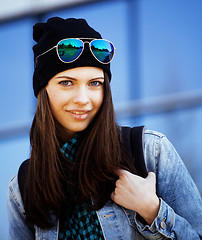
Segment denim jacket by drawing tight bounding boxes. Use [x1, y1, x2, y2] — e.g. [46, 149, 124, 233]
[7, 130, 202, 239]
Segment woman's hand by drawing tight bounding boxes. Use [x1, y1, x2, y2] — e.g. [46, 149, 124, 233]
[111, 169, 160, 225]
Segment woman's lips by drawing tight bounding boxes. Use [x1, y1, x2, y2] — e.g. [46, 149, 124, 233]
[68, 110, 90, 120]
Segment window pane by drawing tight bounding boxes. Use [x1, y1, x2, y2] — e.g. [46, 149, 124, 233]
[0, 18, 34, 125]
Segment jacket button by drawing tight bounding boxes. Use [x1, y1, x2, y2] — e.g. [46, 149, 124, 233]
[160, 218, 166, 230]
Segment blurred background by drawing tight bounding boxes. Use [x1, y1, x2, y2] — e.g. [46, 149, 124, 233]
[0, 0, 202, 238]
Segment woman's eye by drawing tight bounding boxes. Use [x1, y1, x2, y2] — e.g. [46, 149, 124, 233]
[59, 80, 73, 86]
[89, 81, 103, 87]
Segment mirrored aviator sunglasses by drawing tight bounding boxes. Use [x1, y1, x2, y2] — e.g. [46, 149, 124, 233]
[56, 38, 115, 64]
[35, 38, 115, 66]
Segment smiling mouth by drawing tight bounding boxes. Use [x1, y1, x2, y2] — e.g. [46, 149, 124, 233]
[68, 110, 90, 120]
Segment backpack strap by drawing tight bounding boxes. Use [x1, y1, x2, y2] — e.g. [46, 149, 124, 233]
[18, 159, 30, 204]
[17, 159, 36, 233]
[120, 126, 148, 178]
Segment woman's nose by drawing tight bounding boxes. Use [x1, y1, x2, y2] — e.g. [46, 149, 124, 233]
[73, 87, 90, 105]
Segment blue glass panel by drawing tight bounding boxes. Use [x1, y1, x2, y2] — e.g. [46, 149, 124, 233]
[0, 18, 34, 125]
[139, 0, 202, 97]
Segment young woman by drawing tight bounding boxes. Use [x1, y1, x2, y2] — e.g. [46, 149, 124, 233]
[7, 17, 202, 240]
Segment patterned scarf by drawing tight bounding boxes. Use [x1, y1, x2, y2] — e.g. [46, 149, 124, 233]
[59, 134, 104, 240]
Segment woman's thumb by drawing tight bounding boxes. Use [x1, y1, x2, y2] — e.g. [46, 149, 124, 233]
[146, 172, 156, 184]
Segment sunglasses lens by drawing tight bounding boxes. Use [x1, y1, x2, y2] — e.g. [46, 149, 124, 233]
[57, 39, 83, 63]
[90, 39, 114, 64]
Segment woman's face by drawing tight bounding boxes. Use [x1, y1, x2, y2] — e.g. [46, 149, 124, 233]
[46, 67, 104, 139]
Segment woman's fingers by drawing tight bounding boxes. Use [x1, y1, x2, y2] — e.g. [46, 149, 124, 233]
[111, 169, 160, 225]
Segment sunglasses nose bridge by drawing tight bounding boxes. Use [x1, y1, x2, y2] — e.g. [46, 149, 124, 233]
[82, 41, 91, 54]
[82, 40, 90, 44]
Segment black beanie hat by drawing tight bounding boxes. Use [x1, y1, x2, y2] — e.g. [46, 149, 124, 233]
[33, 17, 112, 97]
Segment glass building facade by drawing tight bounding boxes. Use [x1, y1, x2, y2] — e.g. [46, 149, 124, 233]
[1, 0, 202, 238]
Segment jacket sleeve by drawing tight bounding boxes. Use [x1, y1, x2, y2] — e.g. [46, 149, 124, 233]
[135, 131, 202, 239]
[7, 175, 34, 240]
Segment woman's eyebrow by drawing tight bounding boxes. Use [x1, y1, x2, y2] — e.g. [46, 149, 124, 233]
[56, 76, 104, 81]
[90, 77, 104, 81]
[56, 76, 77, 80]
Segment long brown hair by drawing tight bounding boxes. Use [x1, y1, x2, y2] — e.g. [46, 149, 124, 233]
[24, 72, 136, 229]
